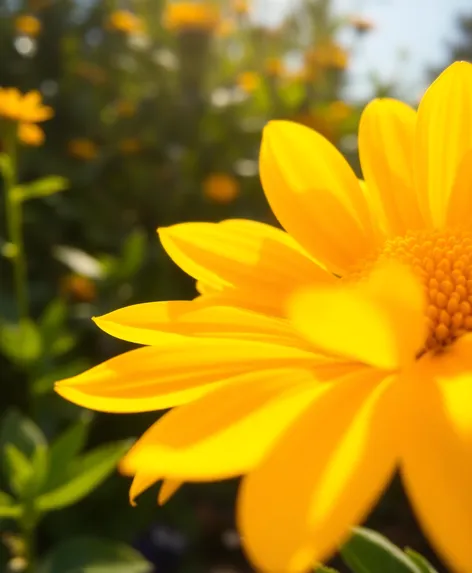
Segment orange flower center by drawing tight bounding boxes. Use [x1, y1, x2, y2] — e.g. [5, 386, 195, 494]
[353, 229, 472, 353]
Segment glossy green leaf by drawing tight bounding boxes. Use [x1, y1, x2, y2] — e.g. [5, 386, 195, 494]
[0, 319, 42, 365]
[340, 527, 423, 573]
[38, 537, 152, 573]
[0, 490, 21, 519]
[11, 176, 69, 202]
[36, 440, 132, 512]
[405, 549, 440, 573]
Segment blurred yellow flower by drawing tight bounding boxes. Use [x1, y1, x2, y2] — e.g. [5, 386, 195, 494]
[237, 71, 260, 93]
[0, 88, 53, 123]
[306, 42, 349, 70]
[116, 100, 137, 118]
[326, 100, 353, 122]
[203, 173, 239, 203]
[232, 0, 249, 14]
[18, 122, 45, 146]
[61, 274, 97, 302]
[293, 111, 335, 143]
[163, 1, 220, 32]
[119, 138, 141, 155]
[14, 14, 42, 37]
[68, 138, 98, 161]
[216, 18, 235, 38]
[108, 10, 144, 34]
[349, 15, 374, 33]
[264, 57, 283, 77]
[56, 61, 472, 573]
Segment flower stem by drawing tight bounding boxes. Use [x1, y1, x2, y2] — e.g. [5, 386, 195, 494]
[3, 127, 29, 321]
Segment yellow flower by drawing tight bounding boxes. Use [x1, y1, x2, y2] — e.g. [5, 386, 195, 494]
[61, 274, 97, 302]
[68, 138, 98, 160]
[15, 14, 42, 37]
[232, 0, 249, 14]
[18, 122, 44, 146]
[107, 10, 144, 34]
[203, 173, 239, 203]
[56, 62, 472, 573]
[0, 88, 53, 123]
[349, 15, 374, 33]
[216, 18, 235, 38]
[237, 71, 260, 93]
[264, 57, 283, 77]
[306, 42, 349, 70]
[163, 1, 220, 32]
[119, 138, 141, 155]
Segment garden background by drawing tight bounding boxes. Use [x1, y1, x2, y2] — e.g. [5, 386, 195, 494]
[0, 0, 471, 571]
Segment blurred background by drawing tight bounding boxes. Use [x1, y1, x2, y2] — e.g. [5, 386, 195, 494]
[0, 0, 470, 571]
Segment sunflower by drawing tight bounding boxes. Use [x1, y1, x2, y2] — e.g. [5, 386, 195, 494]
[56, 62, 472, 573]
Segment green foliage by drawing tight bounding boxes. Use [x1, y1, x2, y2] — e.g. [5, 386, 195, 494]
[38, 537, 152, 573]
[340, 527, 424, 573]
[11, 176, 69, 203]
[404, 549, 440, 573]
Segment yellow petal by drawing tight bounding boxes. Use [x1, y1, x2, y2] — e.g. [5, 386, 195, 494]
[158, 480, 182, 505]
[120, 368, 335, 481]
[445, 147, 472, 228]
[159, 219, 333, 311]
[55, 338, 322, 413]
[94, 300, 309, 348]
[128, 474, 182, 506]
[237, 369, 398, 573]
[359, 99, 422, 235]
[260, 121, 375, 275]
[289, 261, 426, 370]
[416, 61, 472, 227]
[401, 334, 472, 573]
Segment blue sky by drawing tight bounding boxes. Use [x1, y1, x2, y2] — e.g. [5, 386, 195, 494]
[253, 0, 472, 99]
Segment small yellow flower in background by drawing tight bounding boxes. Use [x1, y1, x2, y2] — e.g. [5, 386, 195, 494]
[216, 18, 235, 38]
[68, 138, 98, 161]
[232, 0, 249, 15]
[107, 10, 144, 34]
[14, 14, 42, 37]
[325, 100, 353, 122]
[61, 274, 97, 302]
[202, 173, 240, 203]
[116, 100, 137, 118]
[306, 42, 349, 70]
[163, 1, 220, 33]
[119, 138, 141, 155]
[56, 62, 472, 573]
[349, 15, 374, 33]
[237, 71, 260, 93]
[18, 122, 44, 146]
[264, 57, 283, 77]
[292, 111, 335, 143]
[0, 88, 53, 123]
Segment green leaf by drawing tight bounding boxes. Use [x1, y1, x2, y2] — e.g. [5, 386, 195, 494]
[340, 527, 423, 573]
[38, 537, 152, 573]
[0, 490, 21, 519]
[36, 440, 132, 512]
[314, 566, 339, 573]
[0, 409, 47, 459]
[39, 300, 66, 338]
[0, 319, 42, 365]
[405, 549, 440, 573]
[3, 444, 32, 497]
[43, 414, 92, 491]
[54, 245, 104, 279]
[0, 153, 13, 181]
[116, 229, 146, 280]
[12, 176, 69, 202]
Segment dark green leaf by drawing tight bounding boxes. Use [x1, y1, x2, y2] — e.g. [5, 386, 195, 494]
[12, 176, 69, 202]
[39, 300, 67, 338]
[116, 229, 146, 280]
[405, 549, 440, 573]
[38, 537, 152, 573]
[340, 527, 423, 573]
[37, 440, 132, 512]
[3, 444, 32, 497]
[0, 409, 47, 459]
[43, 414, 92, 491]
[0, 319, 42, 365]
[0, 153, 13, 181]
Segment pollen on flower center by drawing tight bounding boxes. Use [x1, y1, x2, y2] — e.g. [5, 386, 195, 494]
[351, 229, 472, 353]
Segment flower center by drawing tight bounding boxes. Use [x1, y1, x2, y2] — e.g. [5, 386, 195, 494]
[350, 229, 472, 354]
